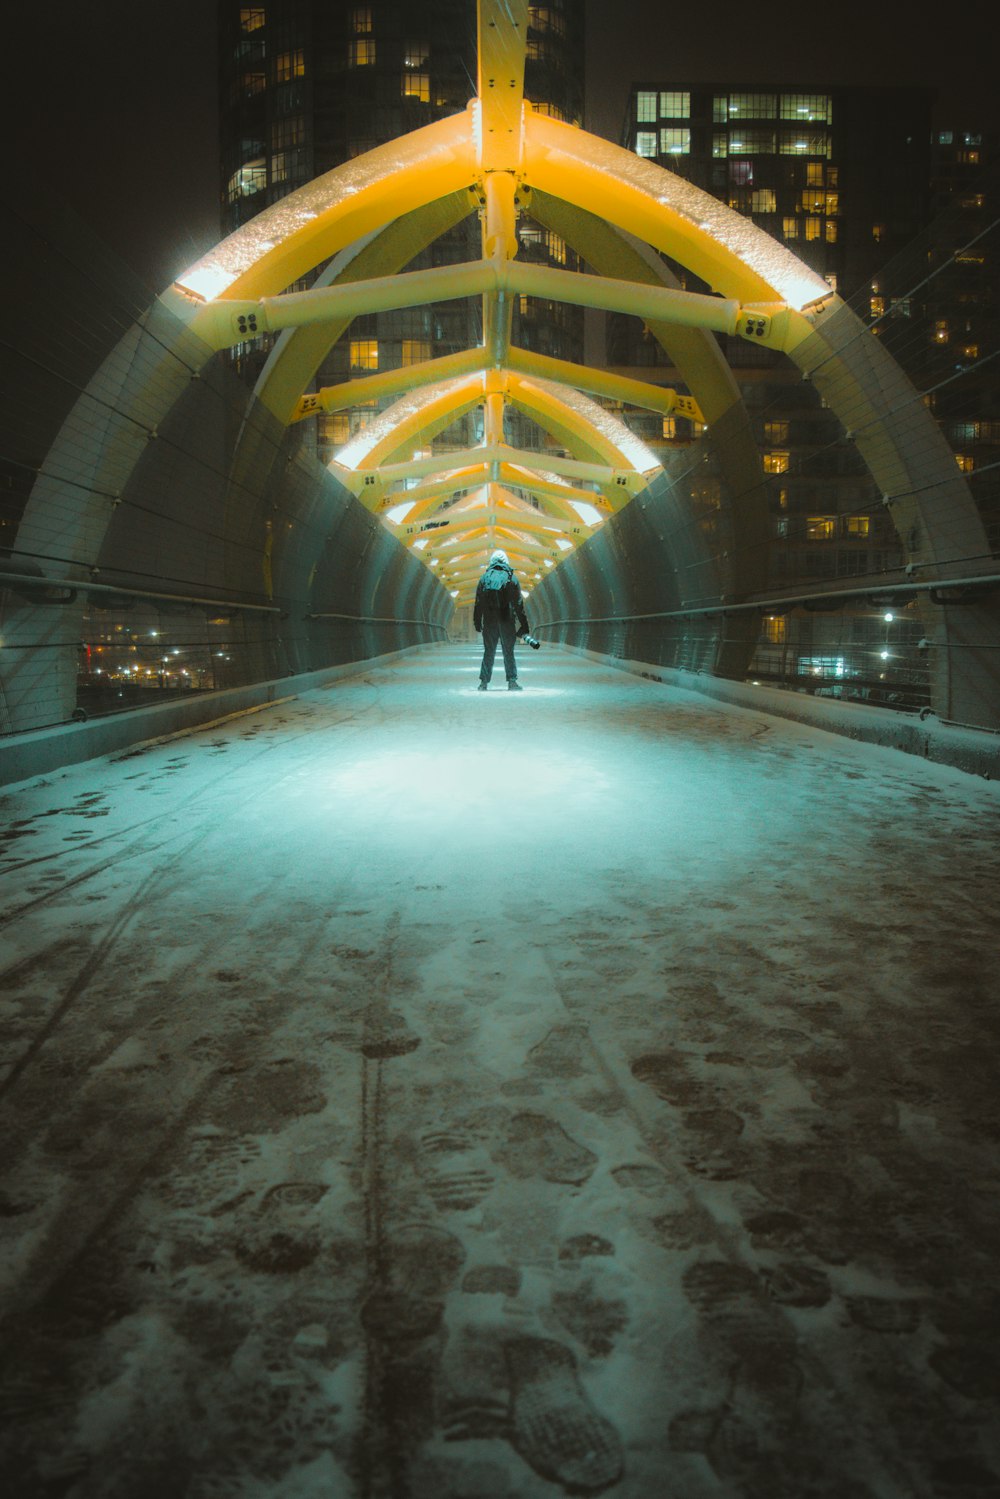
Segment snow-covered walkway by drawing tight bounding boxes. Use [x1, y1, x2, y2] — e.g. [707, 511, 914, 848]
[2, 644, 999, 1498]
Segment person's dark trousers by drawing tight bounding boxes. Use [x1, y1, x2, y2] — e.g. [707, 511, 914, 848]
[480, 610, 518, 683]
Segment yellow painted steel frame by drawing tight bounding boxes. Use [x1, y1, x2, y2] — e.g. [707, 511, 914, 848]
[151, 0, 985, 616]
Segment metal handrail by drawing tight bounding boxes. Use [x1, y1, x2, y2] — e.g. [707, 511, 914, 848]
[533, 571, 1000, 628]
[0, 571, 283, 614]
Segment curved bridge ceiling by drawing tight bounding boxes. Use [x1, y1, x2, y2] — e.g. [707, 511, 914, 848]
[160, 0, 868, 609]
[98, 0, 978, 642]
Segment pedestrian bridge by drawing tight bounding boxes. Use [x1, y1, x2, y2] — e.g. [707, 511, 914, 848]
[2, 0, 997, 751]
[1, 7, 1000, 1485]
[1, 646, 999, 1495]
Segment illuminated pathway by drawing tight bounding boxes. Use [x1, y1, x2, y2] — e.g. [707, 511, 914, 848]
[2, 647, 999, 1497]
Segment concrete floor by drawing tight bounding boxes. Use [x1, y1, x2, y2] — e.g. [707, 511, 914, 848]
[1, 644, 999, 1498]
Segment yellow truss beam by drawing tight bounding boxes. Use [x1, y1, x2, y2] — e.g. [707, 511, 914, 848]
[290, 349, 489, 423]
[506, 346, 703, 423]
[334, 444, 645, 497]
[193, 258, 785, 354]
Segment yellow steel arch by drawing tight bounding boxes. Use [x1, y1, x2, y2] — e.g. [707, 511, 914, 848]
[150, 0, 984, 619]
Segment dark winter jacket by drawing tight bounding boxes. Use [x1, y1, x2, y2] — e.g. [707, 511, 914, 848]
[473, 560, 529, 635]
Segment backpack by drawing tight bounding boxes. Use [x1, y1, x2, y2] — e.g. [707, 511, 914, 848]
[479, 563, 512, 610]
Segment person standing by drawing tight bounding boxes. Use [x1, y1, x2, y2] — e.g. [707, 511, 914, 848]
[473, 549, 529, 691]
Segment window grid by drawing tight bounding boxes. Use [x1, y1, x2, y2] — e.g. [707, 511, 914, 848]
[275, 49, 305, 81]
[780, 94, 831, 122]
[660, 127, 690, 156]
[350, 339, 379, 370]
[659, 91, 690, 118]
[348, 38, 375, 66]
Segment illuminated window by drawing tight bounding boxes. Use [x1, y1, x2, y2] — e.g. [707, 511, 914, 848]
[729, 128, 776, 154]
[824, 273, 837, 292]
[660, 127, 690, 155]
[529, 6, 566, 34]
[890, 297, 911, 317]
[662, 416, 677, 440]
[844, 516, 870, 537]
[806, 162, 824, 187]
[870, 295, 885, 319]
[777, 489, 788, 509]
[751, 188, 776, 212]
[349, 6, 373, 31]
[825, 192, 839, 216]
[782, 217, 799, 239]
[271, 116, 304, 149]
[763, 615, 786, 643]
[934, 320, 949, 343]
[827, 166, 838, 187]
[226, 159, 266, 202]
[764, 451, 789, 474]
[635, 132, 657, 158]
[660, 91, 690, 117]
[636, 91, 657, 123]
[545, 230, 567, 264]
[404, 40, 429, 67]
[320, 412, 351, 446]
[271, 150, 306, 183]
[958, 149, 980, 164]
[764, 420, 789, 444]
[961, 343, 979, 359]
[401, 339, 432, 365]
[806, 516, 835, 540]
[728, 93, 777, 118]
[712, 95, 728, 123]
[872, 223, 886, 242]
[951, 422, 980, 442]
[348, 37, 375, 65]
[240, 7, 266, 31]
[955, 454, 975, 472]
[938, 130, 953, 144]
[712, 132, 728, 158]
[402, 72, 429, 101]
[276, 49, 305, 80]
[350, 339, 379, 370]
[799, 190, 825, 212]
[779, 130, 830, 157]
[779, 94, 830, 122]
[804, 216, 822, 240]
[825, 220, 838, 243]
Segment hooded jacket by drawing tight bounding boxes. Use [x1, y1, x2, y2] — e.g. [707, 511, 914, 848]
[473, 559, 529, 635]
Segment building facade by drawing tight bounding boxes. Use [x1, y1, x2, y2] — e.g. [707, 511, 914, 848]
[608, 84, 999, 705]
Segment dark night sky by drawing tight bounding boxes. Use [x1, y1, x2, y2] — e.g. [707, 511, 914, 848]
[6, 0, 996, 291]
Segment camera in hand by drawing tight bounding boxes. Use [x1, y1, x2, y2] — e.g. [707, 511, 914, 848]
[522, 634, 541, 651]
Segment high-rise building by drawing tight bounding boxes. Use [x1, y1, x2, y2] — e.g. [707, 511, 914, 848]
[218, 1, 585, 462]
[606, 82, 998, 703]
[620, 83, 934, 301]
